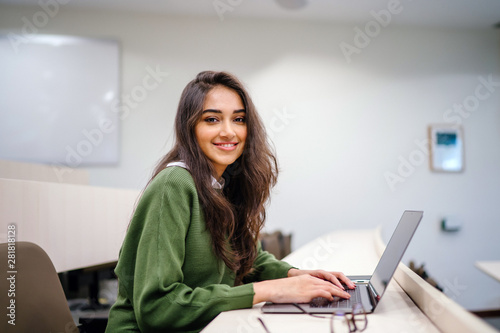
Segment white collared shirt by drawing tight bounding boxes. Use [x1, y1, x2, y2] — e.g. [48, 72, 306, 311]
[166, 161, 225, 190]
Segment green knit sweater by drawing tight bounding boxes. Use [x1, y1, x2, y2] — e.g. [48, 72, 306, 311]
[105, 167, 293, 333]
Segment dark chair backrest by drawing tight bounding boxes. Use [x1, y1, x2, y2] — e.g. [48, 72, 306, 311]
[0, 241, 80, 333]
[260, 231, 292, 260]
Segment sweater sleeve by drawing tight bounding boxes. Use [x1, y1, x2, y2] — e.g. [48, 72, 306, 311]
[115, 168, 255, 333]
[243, 242, 294, 283]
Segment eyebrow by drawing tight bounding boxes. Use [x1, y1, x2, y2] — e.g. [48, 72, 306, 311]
[202, 109, 246, 114]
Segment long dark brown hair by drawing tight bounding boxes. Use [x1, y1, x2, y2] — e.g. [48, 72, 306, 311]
[149, 71, 278, 282]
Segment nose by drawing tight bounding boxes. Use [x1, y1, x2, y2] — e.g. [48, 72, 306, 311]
[219, 119, 235, 139]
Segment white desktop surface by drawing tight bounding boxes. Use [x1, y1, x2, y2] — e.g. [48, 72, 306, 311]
[202, 229, 440, 333]
[475, 261, 500, 283]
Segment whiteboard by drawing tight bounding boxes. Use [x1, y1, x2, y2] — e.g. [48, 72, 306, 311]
[0, 34, 120, 166]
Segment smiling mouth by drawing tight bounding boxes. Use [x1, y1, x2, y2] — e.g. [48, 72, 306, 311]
[213, 142, 239, 151]
[214, 143, 237, 147]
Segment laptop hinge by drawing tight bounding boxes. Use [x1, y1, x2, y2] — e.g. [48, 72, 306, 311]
[368, 282, 380, 307]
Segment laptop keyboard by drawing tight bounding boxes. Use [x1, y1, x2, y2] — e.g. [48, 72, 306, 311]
[310, 286, 361, 309]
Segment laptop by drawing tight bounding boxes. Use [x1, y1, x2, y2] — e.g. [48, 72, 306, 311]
[261, 210, 423, 314]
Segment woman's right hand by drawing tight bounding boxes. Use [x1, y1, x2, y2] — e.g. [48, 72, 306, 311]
[252, 274, 351, 305]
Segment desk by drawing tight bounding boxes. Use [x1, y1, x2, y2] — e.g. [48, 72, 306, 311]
[202, 229, 439, 333]
[203, 229, 497, 333]
[475, 261, 500, 283]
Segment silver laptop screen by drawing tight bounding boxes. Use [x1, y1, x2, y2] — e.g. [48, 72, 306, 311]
[369, 210, 423, 299]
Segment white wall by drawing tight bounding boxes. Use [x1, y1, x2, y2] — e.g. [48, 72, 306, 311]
[1, 5, 499, 311]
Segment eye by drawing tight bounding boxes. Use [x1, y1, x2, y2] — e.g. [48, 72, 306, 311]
[203, 117, 219, 123]
[234, 116, 246, 123]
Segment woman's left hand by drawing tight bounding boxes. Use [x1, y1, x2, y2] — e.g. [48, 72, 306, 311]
[287, 268, 356, 290]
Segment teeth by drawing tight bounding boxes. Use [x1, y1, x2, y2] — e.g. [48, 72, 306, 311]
[218, 143, 235, 147]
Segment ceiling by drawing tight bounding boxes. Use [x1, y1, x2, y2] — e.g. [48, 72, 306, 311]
[1, 0, 500, 29]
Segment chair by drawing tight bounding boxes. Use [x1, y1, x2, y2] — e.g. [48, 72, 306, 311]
[0, 241, 80, 333]
[260, 230, 292, 260]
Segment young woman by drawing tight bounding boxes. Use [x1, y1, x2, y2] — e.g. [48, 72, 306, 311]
[105, 71, 354, 333]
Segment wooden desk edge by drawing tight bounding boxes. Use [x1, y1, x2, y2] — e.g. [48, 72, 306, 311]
[374, 228, 497, 333]
[475, 261, 500, 283]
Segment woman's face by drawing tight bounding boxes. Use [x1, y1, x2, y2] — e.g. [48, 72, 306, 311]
[195, 85, 247, 179]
